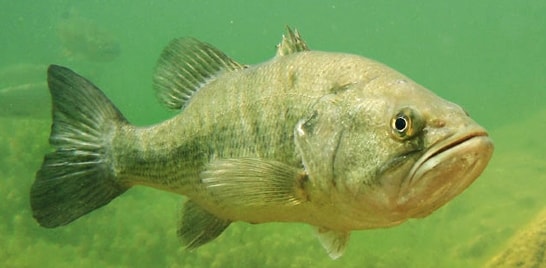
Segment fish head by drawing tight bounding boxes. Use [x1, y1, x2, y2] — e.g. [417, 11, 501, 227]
[295, 71, 493, 226]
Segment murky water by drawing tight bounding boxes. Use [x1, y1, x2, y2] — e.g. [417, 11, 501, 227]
[1, 1, 545, 267]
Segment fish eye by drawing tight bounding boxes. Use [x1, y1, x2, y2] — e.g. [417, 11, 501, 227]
[390, 107, 423, 140]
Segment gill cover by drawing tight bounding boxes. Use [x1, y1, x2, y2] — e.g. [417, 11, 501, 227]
[294, 94, 344, 197]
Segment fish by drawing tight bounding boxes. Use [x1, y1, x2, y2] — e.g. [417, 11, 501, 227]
[30, 27, 494, 259]
[56, 12, 121, 62]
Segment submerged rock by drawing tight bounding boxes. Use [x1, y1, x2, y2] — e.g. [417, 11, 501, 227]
[486, 208, 546, 268]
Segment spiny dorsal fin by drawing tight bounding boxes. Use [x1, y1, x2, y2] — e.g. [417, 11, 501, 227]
[276, 26, 310, 56]
[153, 38, 245, 110]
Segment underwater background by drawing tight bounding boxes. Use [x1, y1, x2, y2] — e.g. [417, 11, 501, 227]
[1, 0, 545, 267]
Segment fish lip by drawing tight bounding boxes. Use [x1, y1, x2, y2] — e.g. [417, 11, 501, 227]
[406, 130, 490, 184]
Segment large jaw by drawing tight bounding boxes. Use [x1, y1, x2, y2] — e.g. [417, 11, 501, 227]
[398, 129, 494, 217]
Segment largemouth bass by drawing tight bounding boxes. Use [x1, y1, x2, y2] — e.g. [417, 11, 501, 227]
[30, 27, 493, 259]
[57, 11, 121, 62]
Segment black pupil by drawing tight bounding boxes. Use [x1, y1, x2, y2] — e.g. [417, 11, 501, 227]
[395, 117, 407, 132]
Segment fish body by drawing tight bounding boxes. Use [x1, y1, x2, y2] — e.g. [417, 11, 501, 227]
[30, 28, 493, 258]
[57, 13, 121, 62]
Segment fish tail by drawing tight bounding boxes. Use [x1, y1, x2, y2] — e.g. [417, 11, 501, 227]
[30, 65, 129, 228]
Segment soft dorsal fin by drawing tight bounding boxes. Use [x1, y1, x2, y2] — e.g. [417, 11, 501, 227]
[276, 26, 310, 56]
[153, 38, 245, 110]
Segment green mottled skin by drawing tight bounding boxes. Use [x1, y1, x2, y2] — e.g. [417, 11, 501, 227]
[114, 52, 385, 227]
[109, 49, 492, 231]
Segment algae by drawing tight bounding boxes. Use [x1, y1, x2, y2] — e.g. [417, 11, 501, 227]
[486, 209, 546, 268]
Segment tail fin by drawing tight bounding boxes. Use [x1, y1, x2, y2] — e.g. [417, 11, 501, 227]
[31, 65, 129, 228]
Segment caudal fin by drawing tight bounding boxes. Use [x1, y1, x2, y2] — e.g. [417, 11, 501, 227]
[31, 65, 129, 228]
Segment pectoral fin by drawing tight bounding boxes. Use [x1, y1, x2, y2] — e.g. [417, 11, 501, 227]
[200, 158, 308, 207]
[316, 227, 351, 259]
[178, 200, 231, 249]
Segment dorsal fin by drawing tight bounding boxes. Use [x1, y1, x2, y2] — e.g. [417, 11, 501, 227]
[153, 38, 245, 110]
[276, 26, 310, 56]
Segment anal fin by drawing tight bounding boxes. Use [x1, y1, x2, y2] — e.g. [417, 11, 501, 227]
[178, 200, 231, 249]
[316, 227, 351, 259]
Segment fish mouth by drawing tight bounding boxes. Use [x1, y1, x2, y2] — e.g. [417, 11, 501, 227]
[395, 128, 493, 218]
[406, 129, 493, 186]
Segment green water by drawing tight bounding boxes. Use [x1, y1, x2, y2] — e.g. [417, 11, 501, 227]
[1, 1, 545, 267]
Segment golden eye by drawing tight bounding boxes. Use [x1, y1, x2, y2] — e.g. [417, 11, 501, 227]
[391, 107, 423, 140]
